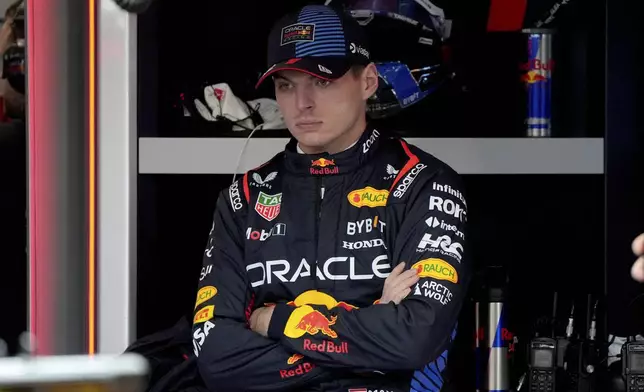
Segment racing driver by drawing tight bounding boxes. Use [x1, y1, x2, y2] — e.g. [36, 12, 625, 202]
[192, 5, 470, 391]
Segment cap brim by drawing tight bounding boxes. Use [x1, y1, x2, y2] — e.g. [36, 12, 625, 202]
[255, 57, 353, 89]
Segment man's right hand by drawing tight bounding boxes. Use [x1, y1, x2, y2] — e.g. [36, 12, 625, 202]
[631, 233, 644, 282]
[378, 262, 419, 305]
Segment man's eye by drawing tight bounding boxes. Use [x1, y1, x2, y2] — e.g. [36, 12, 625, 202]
[315, 79, 331, 87]
[277, 83, 292, 90]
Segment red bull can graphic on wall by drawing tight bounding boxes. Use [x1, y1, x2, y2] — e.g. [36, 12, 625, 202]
[520, 29, 555, 137]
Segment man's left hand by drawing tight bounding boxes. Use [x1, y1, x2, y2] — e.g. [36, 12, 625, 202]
[249, 305, 275, 337]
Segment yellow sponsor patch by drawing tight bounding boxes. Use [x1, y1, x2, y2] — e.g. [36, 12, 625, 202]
[412, 258, 458, 283]
[195, 286, 217, 309]
[347, 187, 389, 208]
[194, 305, 215, 324]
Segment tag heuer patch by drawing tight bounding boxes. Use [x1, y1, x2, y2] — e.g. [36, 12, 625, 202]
[281, 23, 315, 46]
[255, 192, 282, 221]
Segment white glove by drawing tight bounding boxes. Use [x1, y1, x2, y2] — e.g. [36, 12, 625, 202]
[247, 98, 285, 130]
[193, 98, 216, 121]
[203, 83, 254, 130]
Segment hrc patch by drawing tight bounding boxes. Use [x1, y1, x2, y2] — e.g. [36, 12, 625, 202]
[281, 23, 315, 45]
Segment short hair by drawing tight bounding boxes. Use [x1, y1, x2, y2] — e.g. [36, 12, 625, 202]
[350, 64, 366, 78]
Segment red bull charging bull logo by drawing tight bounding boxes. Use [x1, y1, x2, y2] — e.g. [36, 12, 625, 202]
[283, 290, 358, 340]
[521, 70, 548, 84]
[296, 308, 338, 338]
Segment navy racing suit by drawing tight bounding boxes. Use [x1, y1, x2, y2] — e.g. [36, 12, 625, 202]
[192, 127, 470, 392]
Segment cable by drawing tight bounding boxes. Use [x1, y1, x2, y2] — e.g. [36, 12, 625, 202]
[231, 124, 264, 185]
[229, 98, 280, 184]
[531, 0, 577, 28]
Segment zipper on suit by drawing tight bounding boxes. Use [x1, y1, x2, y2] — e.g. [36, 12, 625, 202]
[314, 177, 324, 285]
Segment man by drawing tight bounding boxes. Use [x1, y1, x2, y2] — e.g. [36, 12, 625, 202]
[192, 5, 469, 391]
[631, 234, 644, 282]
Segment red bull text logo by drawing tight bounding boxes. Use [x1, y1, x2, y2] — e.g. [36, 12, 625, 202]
[519, 58, 555, 72]
[280, 362, 315, 379]
[280, 353, 314, 379]
[475, 327, 516, 356]
[519, 53, 555, 84]
[303, 338, 349, 354]
[310, 158, 339, 175]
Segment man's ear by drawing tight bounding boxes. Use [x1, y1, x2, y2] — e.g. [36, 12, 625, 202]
[362, 63, 379, 100]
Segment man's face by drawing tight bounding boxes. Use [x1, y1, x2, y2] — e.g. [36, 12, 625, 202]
[273, 65, 377, 153]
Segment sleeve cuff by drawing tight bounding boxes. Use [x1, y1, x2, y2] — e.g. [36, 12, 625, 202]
[267, 303, 294, 340]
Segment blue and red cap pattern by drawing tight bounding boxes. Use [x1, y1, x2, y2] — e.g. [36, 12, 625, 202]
[256, 5, 371, 88]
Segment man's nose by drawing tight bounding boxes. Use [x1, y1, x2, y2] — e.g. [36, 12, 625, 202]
[295, 86, 315, 111]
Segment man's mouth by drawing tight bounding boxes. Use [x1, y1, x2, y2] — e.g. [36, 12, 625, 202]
[296, 121, 322, 129]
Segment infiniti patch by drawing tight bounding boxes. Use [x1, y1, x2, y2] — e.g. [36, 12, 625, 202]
[281, 23, 315, 45]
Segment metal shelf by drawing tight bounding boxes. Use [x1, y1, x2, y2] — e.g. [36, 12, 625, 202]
[138, 137, 604, 175]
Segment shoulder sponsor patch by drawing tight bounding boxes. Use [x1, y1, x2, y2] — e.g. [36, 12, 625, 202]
[393, 163, 427, 198]
[412, 258, 458, 283]
[229, 182, 243, 211]
[413, 280, 453, 305]
[417, 233, 464, 262]
[193, 320, 215, 357]
[194, 305, 215, 324]
[432, 182, 467, 207]
[200, 264, 213, 281]
[195, 286, 218, 309]
[251, 171, 278, 189]
[429, 195, 467, 222]
[347, 187, 389, 208]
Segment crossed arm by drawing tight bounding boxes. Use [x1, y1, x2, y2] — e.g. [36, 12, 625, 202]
[193, 171, 469, 391]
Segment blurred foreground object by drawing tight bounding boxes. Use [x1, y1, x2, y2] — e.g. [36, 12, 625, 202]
[0, 353, 148, 391]
[113, 0, 154, 14]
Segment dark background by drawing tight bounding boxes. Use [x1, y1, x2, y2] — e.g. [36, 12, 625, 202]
[0, 121, 27, 355]
[132, 0, 642, 390]
[138, 0, 605, 139]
